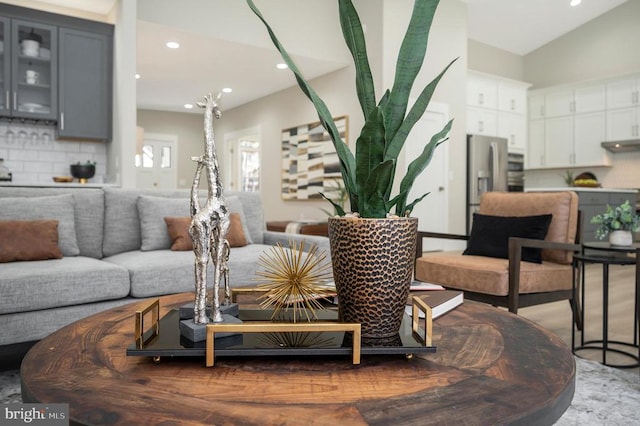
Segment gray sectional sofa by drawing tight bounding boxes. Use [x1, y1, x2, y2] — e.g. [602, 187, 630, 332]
[0, 186, 330, 350]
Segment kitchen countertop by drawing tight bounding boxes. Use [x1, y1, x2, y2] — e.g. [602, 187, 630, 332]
[0, 182, 119, 188]
[527, 187, 638, 193]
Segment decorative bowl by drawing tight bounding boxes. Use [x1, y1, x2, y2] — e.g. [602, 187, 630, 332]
[70, 164, 95, 183]
[52, 176, 74, 183]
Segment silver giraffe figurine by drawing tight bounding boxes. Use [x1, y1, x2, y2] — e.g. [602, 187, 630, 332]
[189, 93, 230, 324]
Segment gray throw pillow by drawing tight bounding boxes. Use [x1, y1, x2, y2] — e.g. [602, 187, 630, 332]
[0, 194, 80, 256]
[137, 194, 252, 251]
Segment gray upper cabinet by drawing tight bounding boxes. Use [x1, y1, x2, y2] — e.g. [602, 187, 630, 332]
[58, 28, 112, 141]
[0, 3, 113, 141]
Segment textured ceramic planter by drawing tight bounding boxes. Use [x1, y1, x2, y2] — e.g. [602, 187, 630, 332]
[328, 216, 418, 340]
[609, 230, 633, 246]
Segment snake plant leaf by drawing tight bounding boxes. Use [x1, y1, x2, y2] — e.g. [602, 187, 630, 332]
[339, 0, 376, 119]
[320, 193, 347, 217]
[386, 57, 458, 161]
[355, 106, 386, 201]
[404, 192, 430, 215]
[246, 0, 357, 207]
[361, 159, 395, 218]
[383, 0, 439, 146]
[396, 118, 453, 215]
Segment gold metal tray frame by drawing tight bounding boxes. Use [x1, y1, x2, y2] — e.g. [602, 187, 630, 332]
[411, 296, 433, 346]
[206, 321, 361, 367]
[135, 298, 160, 349]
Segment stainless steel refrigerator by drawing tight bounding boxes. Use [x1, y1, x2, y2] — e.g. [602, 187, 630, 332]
[467, 134, 508, 233]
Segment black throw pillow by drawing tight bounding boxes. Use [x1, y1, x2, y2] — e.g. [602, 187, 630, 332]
[463, 213, 553, 263]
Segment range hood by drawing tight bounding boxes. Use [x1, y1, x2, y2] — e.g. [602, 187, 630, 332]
[601, 139, 640, 153]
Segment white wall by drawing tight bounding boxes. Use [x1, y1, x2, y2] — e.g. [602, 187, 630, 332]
[468, 39, 525, 81]
[524, 0, 640, 89]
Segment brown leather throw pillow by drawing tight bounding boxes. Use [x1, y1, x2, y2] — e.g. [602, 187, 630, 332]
[0, 220, 63, 263]
[164, 213, 248, 251]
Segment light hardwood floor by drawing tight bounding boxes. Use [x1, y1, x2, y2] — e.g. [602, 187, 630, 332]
[518, 261, 639, 371]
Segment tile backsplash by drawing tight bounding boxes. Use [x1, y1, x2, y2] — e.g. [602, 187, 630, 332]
[0, 121, 107, 184]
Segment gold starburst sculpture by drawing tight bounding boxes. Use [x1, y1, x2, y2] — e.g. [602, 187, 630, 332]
[255, 240, 334, 322]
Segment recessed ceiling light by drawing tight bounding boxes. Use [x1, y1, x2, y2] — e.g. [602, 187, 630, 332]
[222, 88, 233, 93]
[276, 63, 288, 70]
[135, 73, 140, 79]
[184, 103, 193, 109]
[166, 41, 180, 49]
[570, 0, 582, 6]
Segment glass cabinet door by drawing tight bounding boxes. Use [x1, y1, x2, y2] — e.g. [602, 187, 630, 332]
[0, 17, 9, 115]
[11, 19, 56, 120]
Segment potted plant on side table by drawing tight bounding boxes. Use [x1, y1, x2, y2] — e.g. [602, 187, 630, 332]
[591, 200, 640, 246]
[247, 0, 456, 341]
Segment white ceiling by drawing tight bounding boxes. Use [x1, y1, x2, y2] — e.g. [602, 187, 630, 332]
[37, 0, 628, 113]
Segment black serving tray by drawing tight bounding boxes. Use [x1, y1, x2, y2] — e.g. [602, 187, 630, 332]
[126, 306, 436, 360]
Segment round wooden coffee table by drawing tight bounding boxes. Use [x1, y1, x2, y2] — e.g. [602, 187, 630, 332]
[21, 293, 575, 425]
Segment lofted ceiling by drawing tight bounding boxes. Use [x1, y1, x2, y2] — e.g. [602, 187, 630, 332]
[36, 0, 628, 113]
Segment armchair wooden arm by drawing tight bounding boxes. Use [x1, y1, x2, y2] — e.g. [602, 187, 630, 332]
[416, 230, 468, 260]
[507, 237, 581, 321]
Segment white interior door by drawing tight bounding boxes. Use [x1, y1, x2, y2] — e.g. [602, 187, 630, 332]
[135, 133, 178, 189]
[405, 102, 450, 252]
[223, 126, 261, 192]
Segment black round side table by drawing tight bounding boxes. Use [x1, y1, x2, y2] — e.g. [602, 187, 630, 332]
[572, 241, 639, 368]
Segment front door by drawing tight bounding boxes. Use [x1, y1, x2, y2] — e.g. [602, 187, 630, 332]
[135, 133, 178, 189]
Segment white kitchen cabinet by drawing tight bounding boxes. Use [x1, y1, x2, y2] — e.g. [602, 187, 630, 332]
[527, 119, 545, 169]
[606, 106, 639, 140]
[574, 84, 606, 114]
[466, 106, 498, 136]
[467, 71, 530, 154]
[527, 81, 611, 169]
[529, 94, 545, 120]
[606, 77, 639, 110]
[574, 111, 607, 165]
[545, 90, 574, 117]
[498, 81, 528, 114]
[498, 111, 526, 153]
[467, 74, 497, 109]
[544, 116, 573, 168]
[605, 75, 640, 141]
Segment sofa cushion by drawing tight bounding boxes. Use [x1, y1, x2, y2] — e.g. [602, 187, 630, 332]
[0, 187, 104, 259]
[165, 212, 248, 251]
[0, 194, 79, 256]
[464, 213, 552, 263]
[0, 256, 130, 315]
[415, 251, 573, 296]
[0, 220, 63, 262]
[137, 195, 253, 251]
[103, 244, 274, 298]
[103, 188, 260, 256]
[137, 195, 191, 251]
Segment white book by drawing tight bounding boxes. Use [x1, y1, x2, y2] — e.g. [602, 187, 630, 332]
[410, 280, 445, 291]
[405, 290, 464, 319]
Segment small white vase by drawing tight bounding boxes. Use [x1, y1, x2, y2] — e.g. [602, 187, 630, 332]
[608, 230, 633, 246]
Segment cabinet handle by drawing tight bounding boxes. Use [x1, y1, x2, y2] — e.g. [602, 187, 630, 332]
[479, 120, 484, 132]
[13, 92, 16, 110]
[511, 99, 515, 111]
[60, 113, 65, 130]
[479, 93, 484, 105]
[5, 91, 8, 109]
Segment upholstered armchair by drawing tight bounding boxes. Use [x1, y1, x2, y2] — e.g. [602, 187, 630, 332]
[415, 191, 582, 326]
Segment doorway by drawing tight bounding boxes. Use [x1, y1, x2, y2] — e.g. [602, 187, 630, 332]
[223, 127, 261, 192]
[135, 133, 178, 189]
[404, 101, 450, 252]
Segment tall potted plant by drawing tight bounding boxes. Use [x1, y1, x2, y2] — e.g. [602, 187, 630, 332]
[247, 0, 456, 340]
